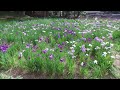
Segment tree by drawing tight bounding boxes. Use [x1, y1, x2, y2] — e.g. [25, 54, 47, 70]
[15, 11, 26, 16]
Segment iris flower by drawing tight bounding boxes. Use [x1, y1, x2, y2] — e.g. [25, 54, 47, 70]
[0, 44, 9, 53]
[49, 54, 54, 60]
[81, 45, 86, 52]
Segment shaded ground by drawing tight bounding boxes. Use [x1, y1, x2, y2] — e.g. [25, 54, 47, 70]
[85, 11, 120, 19]
[0, 11, 32, 21]
[0, 11, 25, 17]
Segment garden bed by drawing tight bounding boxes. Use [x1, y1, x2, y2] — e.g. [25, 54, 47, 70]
[0, 17, 120, 79]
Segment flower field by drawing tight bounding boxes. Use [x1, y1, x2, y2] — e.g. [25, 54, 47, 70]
[0, 18, 120, 79]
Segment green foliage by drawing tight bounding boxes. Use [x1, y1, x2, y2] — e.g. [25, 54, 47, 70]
[0, 18, 117, 78]
[113, 30, 120, 40]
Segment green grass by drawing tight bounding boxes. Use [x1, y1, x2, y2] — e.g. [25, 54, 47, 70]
[0, 17, 119, 79]
[112, 30, 120, 52]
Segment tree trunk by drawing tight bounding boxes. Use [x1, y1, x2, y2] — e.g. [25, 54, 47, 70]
[16, 11, 25, 16]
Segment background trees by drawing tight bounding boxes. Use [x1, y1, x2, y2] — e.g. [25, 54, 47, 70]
[24, 11, 82, 18]
[1, 11, 120, 19]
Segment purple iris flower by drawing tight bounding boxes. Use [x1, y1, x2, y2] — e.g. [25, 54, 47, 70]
[71, 31, 75, 34]
[94, 37, 99, 41]
[94, 37, 103, 42]
[64, 33, 67, 37]
[49, 54, 54, 60]
[64, 29, 68, 33]
[1, 48, 7, 52]
[33, 45, 38, 49]
[58, 44, 63, 49]
[32, 49, 36, 52]
[42, 50, 47, 54]
[81, 38, 86, 42]
[39, 37, 44, 42]
[42, 48, 48, 54]
[72, 32, 76, 35]
[99, 39, 103, 42]
[0, 44, 9, 53]
[62, 42, 65, 45]
[39, 38, 43, 41]
[81, 45, 86, 52]
[56, 28, 61, 30]
[60, 58, 65, 62]
[32, 45, 38, 52]
[68, 30, 74, 35]
[87, 38, 92, 42]
[60, 50, 63, 52]
[26, 44, 30, 48]
[67, 30, 71, 34]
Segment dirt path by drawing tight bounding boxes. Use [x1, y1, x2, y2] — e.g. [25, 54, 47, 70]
[110, 51, 120, 79]
[7, 69, 48, 79]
